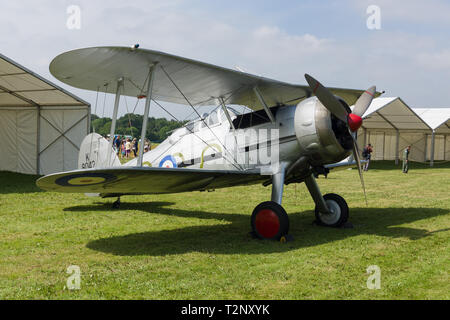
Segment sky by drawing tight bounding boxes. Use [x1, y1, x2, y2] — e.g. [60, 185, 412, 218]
[1, 0, 449, 120]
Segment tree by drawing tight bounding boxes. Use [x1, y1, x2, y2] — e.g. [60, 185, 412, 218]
[90, 114, 186, 142]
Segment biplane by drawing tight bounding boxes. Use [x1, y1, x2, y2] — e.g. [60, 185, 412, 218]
[37, 46, 380, 241]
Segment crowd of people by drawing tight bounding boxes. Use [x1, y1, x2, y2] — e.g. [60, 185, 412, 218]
[110, 135, 151, 159]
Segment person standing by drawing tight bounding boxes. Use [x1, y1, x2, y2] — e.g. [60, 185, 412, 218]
[362, 143, 373, 171]
[125, 138, 131, 159]
[114, 136, 121, 156]
[132, 138, 138, 158]
[121, 140, 126, 159]
[402, 145, 411, 173]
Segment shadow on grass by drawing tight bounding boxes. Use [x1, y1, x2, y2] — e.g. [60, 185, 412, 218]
[72, 201, 450, 256]
[366, 160, 450, 171]
[0, 171, 42, 194]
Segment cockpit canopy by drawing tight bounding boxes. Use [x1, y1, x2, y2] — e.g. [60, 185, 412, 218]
[184, 107, 239, 133]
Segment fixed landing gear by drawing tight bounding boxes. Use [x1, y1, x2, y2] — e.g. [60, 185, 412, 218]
[112, 197, 121, 209]
[251, 163, 353, 240]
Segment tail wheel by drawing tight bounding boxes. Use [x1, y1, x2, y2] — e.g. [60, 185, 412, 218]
[251, 201, 289, 240]
[314, 193, 349, 227]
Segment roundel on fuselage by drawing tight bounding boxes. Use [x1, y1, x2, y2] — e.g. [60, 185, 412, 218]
[159, 155, 178, 168]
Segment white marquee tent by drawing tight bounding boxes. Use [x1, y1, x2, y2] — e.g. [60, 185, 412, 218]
[413, 107, 450, 165]
[355, 97, 450, 165]
[0, 54, 90, 175]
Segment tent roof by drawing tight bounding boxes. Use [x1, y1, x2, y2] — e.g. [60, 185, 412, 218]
[411, 107, 450, 134]
[0, 53, 89, 108]
[353, 97, 431, 131]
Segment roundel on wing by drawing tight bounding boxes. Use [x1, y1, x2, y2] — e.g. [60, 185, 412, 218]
[55, 172, 117, 187]
[159, 155, 178, 168]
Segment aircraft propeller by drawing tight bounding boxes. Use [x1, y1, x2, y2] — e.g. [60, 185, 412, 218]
[305, 74, 376, 205]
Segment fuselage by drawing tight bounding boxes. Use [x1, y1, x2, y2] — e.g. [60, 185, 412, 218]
[124, 97, 353, 174]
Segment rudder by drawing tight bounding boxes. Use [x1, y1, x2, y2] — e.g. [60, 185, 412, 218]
[78, 133, 121, 169]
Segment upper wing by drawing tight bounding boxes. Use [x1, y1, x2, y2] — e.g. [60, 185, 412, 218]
[50, 46, 372, 110]
[36, 167, 267, 195]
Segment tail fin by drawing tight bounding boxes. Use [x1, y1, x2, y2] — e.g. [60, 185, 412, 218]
[78, 133, 121, 169]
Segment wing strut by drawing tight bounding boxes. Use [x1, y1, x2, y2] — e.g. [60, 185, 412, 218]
[160, 65, 244, 171]
[137, 64, 157, 167]
[253, 86, 276, 124]
[218, 97, 235, 131]
[107, 78, 123, 165]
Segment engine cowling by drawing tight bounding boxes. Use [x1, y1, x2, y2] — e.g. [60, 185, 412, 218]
[294, 96, 353, 166]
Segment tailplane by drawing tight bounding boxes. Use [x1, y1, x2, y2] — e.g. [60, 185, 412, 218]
[78, 133, 121, 169]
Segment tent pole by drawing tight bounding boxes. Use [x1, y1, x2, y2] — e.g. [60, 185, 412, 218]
[424, 133, 428, 162]
[107, 78, 123, 165]
[430, 130, 435, 167]
[36, 105, 41, 175]
[138, 64, 156, 167]
[395, 129, 399, 165]
[444, 135, 447, 161]
[363, 128, 367, 146]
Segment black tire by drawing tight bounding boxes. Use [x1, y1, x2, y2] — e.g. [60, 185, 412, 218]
[251, 201, 289, 240]
[314, 193, 349, 227]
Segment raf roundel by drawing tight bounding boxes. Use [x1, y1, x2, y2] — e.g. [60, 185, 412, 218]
[159, 155, 178, 168]
[55, 172, 117, 187]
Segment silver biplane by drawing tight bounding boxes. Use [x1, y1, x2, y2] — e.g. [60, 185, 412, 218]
[37, 46, 380, 241]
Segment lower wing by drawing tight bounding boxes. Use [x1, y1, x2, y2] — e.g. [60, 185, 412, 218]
[36, 167, 266, 195]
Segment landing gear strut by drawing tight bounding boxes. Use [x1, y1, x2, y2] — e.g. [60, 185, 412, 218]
[251, 163, 291, 241]
[305, 173, 349, 227]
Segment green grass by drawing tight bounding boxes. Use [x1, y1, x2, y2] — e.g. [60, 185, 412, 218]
[0, 161, 448, 299]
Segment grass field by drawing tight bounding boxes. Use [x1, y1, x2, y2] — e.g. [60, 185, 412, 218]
[0, 161, 448, 299]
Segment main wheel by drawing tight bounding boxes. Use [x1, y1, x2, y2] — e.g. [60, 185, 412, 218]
[251, 201, 289, 240]
[314, 193, 349, 227]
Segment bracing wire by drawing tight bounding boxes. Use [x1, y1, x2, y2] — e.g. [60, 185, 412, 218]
[88, 86, 101, 160]
[159, 65, 243, 171]
[150, 99, 242, 170]
[122, 81, 137, 137]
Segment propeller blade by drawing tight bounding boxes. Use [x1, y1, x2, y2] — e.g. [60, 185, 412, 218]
[353, 86, 376, 117]
[304, 74, 349, 123]
[351, 135, 368, 206]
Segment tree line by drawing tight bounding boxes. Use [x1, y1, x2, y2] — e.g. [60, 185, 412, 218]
[90, 114, 186, 142]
